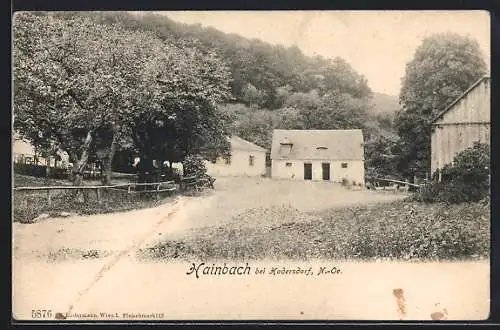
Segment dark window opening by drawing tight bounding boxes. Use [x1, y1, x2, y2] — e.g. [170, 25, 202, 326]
[304, 163, 312, 180]
[286, 162, 292, 167]
[322, 163, 330, 180]
[341, 162, 348, 168]
[249, 155, 255, 166]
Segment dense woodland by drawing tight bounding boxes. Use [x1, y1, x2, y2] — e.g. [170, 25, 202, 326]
[14, 11, 487, 184]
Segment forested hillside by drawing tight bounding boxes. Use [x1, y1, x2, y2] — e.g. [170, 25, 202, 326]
[32, 11, 401, 178]
[53, 12, 396, 127]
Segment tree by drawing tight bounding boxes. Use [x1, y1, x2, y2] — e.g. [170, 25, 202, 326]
[13, 13, 233, 186]
[278, 90, 369, 131]
[242, 83, 267, 109]
[395, 33, 487, 179]
[14, 13, 138, 185]
[364, 135, 400, 178]
[126, 38, 233, 182]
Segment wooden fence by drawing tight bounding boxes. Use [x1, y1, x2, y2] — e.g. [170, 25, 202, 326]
[13, 180, 184, 207]
[365, 177, 425, 192]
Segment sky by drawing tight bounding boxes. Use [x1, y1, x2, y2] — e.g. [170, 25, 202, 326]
[155, 11, 490, 96]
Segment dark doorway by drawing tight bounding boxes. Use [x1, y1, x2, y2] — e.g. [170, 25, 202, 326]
[322, 163, 330, 181]
[304, 163, 312, 180]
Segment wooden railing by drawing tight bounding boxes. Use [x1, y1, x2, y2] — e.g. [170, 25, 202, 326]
[179, 176, 199, 192]
[365, 177, 425, 192]
[13, 181, 178, 206]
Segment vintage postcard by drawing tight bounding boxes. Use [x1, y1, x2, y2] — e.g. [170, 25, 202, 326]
[12, 10, 490, 321]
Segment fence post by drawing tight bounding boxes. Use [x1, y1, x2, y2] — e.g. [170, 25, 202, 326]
[46, 189, 51, 206]
[96, 187, 101, 204]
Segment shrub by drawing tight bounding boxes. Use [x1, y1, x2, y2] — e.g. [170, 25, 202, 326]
[182, 154, 215, 189]
[341, 177, 349, 186]
[415, 142, 490, 204]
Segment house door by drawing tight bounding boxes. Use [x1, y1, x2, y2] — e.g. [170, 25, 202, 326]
[304, 163, 312, 180]
[322, 163, 330, 181]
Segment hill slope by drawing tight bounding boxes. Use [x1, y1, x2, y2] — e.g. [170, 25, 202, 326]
[371, 92, 400, 115]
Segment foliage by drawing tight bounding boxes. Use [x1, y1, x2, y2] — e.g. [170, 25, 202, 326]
[182, 154, 215, 189]
[364, 135, 401, 178]
[13, 12, 233, 186]
[395, 33, 487, 178]
[140, 200, 489, 261]
[57, 11, 373, 110]
[13, 13, 156, 184]
[414, 142, 490, 204]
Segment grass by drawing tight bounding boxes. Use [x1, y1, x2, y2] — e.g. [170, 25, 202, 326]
[13, 174, 72, 187]
[13, 174, 176, 223]
[13, 173, 133, 187]
[139, 199, 490, 262]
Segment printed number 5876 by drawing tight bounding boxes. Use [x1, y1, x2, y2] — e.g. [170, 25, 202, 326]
[32, 310, 53, 319]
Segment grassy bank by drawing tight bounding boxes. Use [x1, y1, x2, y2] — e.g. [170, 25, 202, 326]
[13, 174, 173, 223]
[140, 200, 490, 261]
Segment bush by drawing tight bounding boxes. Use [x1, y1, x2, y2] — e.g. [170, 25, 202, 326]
[182, 154, 215, 189]
[415, 142, 490, 204]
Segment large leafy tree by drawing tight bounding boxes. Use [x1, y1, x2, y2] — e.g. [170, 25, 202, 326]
[13, 12, 232, 185]
[395, 33, 487, 179]
[127, 38, 232, 180]
[13, 12, 147, 185]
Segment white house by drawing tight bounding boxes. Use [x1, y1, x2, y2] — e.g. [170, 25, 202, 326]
[270, 129, 365, 185]
[431, 75, 490, 176]
[204, 136, 267, 177]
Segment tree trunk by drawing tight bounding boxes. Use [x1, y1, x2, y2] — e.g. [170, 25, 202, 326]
[101, 132, 117, 185]
[46, 158, 51, 178]
[71, 130, 94, 187]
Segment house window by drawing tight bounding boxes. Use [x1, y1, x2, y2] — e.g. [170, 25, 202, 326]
[341, 162, 348, 168]
[286, 162, 292, 167]
[249, 155, 255, 166]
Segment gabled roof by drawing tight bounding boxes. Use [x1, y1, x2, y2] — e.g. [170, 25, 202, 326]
[431, 75, 490, 124]
[230, 135, 267, 152]
[270, 129, 364, 160]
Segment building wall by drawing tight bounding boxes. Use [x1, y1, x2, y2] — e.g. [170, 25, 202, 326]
[205, 149, 267, 177]
[431, 78, 490, 174]
[271, 159, 365, 185]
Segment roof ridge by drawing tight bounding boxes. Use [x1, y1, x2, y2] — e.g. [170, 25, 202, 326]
[230, 135, 267, 151]
[431, 75, 490, 124]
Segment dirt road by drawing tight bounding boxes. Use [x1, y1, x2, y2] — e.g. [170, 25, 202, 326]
[12, 178, 489, 321]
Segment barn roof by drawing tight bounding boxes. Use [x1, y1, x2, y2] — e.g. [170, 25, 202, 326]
[230, 135, 267, 152]
[270, 129, 364, 160]
[431, 75, 490, 124]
